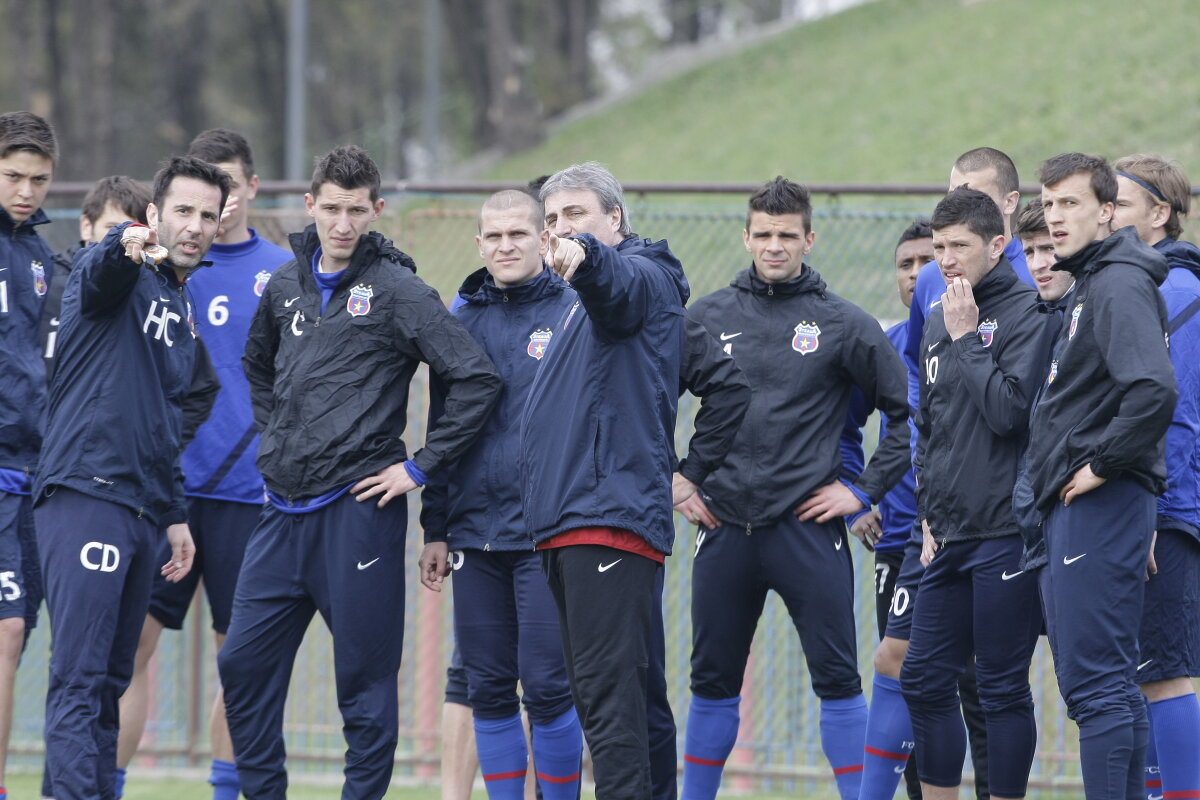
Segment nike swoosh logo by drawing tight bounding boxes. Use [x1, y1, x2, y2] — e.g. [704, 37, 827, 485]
[284, 296, 300, 307]
[1001, 570, 1023, 581]
[357, 558, 380, 570]
[1137, 659, 1154, 671]
[834, 539, 843, 551]
[1063, 553, 1087, 565]
[719, 332, 742, 341]
[158, 296, 171, 302]
[598, 559, 622, 572]
[927, 342, 940, 352]
[894, 765, 907, 774]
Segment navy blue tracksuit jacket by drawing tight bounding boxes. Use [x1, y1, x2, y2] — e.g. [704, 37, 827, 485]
[36, 223, 198, 525]
[520, 234, 690, 555]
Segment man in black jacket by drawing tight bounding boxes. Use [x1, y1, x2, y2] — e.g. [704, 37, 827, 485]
[677, 177, 910, 800]
[898, 189, 1057, 800]
[1025, 153, 1176, 799]
[219, 146, 501, 800]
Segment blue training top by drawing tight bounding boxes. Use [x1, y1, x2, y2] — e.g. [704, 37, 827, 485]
[182, 229, 292, 504]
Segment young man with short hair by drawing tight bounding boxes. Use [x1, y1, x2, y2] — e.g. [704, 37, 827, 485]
[1015, 199, 1075, 304]
[35, 155, 230, 799]
[419, 189, 584, 800]
[678, 177, 911, 800]
[1025, 152, 1176, 798]
[900, 188, 1056, 800]
[220, 145, 500, 799]
[117, 128, 293, 800]
[906, 148, 1032, 371]
[0, 109, 57, 800]
[1110, 153, 1200, 800]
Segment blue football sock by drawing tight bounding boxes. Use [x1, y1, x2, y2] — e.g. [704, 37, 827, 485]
[861, 674, 913, 800]
[821, 695, 868, 800]
[1150, 693, 1200, 799]
[115, 766, 127, 799]
[1145, 698, 1161, 800]
[531, 707, 583, 800]
[681, 695, 740, 800]
[475, 713, 528, 800]
[208, 758, 241, 800]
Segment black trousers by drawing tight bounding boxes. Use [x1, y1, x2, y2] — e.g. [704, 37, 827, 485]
[543, 545, 660, 800]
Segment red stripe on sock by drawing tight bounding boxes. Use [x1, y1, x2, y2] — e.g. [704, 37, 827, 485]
[684, 754, 727, 767]
[865, 745, 910, 762]
[833, 763, 864, 775]
[536, 771, 581, 785]
[1148, 781, 1164, 789]
[482, 770, 527, 782]
[1164, 792, 1200, 799]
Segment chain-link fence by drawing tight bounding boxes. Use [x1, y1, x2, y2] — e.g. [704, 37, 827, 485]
[18, 188, 1091, 793]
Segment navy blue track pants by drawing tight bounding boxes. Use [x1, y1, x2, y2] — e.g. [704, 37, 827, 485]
[900, 534, 1041, 796]
[451, 548, 573, 724]
[35, 487, 159, 800]
[218, 493, 407, 800]
[690, 514, 860, 701]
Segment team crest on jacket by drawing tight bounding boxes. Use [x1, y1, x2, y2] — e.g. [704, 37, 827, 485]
[30, 261, 47, 296]
[1047, 360, 1058, 385]
[253, 270, 272, 297]
[527, 328, 552, 360]
[1068, 304, 1083, 339]
[977, 319, 998, 348]
[347, 284, 373, 317]
[792, 321, 820, 354]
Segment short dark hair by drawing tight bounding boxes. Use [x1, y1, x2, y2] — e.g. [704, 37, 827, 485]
[151, 156, 232, 213]
[1039, 152, 1117, 205]
[896, 218, 932, 251]
[0, 111, 58, 162]
[931, 187, 1004, 242]
[1015, 198, 1048, 239]
[187, 128, 256, 181]
[954, 147, 1019, 196]
[81, 176, 151, 225]
[747, 176, 813, 233]
[311, 145, 382, 201]
[1113, 153, 1191, 240]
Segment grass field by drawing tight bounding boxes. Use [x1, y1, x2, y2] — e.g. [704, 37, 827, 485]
[487, 0, 1200, 185]
[8, 771, 848, 800]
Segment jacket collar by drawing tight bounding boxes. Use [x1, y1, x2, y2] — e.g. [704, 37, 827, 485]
[733, 264, 827, 297]
[1052, 226, 1169, 286]
[0, 206, 50, 236]
[465, 265, 564, 306]
[971, 255, 1019, 305]
[289, 225, 416, 292]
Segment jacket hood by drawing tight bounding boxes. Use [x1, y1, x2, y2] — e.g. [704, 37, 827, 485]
[622, 235, 690, 306]
[0, 206, 50, 234]
[1053, 226, 1170, 286]
[732, 263, 827, 297]
[464, 265, 565, 306]
[288, 225, 417, 289]
[971, 256, 1020, 304]
[1155, 237, 1200, 281]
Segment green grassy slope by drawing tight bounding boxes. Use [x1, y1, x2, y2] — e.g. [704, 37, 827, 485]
[488, 0, 1200, 184]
